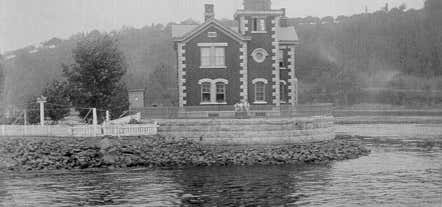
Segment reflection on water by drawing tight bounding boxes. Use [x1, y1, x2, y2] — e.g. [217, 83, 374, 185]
[1, 132, 441, 206]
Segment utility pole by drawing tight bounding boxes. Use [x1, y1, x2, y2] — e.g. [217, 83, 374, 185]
[36, 96, 47, 126]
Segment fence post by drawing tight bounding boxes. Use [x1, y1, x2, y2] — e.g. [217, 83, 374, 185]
[24, 109, 27, 126]
[154, 122, 159, 134]
[92, 108, 98, 126]
[37, 96, 47, 126]
[106, 110, 110, 123]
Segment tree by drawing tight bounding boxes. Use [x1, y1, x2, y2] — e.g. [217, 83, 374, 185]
[424, 0, 442, 76]
[0, 56, 4, 108]
[321, 16, 334, 24]
[181, 18, 199, 25]
[25, 80, 71, 124]
[42, 80, 71, 121]
[335, 69, 362, 105]
[425, 0, 442, 22]
[63, 32, 129, 122]
[145, 63, 178, 106]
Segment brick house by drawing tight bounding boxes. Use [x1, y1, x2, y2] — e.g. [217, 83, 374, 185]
[172, 0, 298, 109]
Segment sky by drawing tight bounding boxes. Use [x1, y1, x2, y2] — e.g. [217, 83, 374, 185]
[0, 0, 424, 53]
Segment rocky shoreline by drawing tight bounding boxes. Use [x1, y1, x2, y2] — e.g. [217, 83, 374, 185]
[0, 135, 370, 172]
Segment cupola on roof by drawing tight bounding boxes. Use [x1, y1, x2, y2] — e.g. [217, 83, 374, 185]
[243, 0, 272, 11]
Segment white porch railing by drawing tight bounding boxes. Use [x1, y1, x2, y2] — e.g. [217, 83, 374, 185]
[103, 124, 158, 137]
[0, 123, 159, 137]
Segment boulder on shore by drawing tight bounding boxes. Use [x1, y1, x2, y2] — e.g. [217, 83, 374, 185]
[0, 135, 370, 172]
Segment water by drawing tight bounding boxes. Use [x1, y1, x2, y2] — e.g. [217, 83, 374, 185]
[1, 124, 441, 207]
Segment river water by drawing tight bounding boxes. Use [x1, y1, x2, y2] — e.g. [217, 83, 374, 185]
[1, 124, 441, 207]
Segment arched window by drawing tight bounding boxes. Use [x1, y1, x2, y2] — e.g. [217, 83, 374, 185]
[252, 78, 268, 103]
[198, 78, 228, 104]
[215, 82, 226, 103]
[280, 80, 287, 103]
[255, 82, 266, 102]
[201, 82, 211, 103]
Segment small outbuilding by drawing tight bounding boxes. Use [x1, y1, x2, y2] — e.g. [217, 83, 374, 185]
[128, 89, 145, 109]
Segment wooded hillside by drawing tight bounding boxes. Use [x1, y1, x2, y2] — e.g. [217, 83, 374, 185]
[1, 0, 441, 108]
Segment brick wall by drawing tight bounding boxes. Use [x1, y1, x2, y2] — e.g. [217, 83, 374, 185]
[184, 26, 242, 106]
[244, 15, 275, 104]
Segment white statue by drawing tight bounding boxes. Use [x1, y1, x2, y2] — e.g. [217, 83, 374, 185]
[234, 100, 250, 112]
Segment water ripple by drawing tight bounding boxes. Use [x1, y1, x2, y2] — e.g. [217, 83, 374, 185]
[1, 134, 441, 206]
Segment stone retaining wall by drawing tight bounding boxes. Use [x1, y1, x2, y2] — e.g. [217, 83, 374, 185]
[157, 116, 335, 145]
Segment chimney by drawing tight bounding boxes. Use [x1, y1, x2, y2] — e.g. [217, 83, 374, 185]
[280, 8, 288, 27]
[204, 4, 215, 21]
[243, 0, 271, 11]
[280, 17, 289, 27]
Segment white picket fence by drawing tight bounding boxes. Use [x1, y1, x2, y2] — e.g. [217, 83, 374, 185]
[0, 123, 159, 137]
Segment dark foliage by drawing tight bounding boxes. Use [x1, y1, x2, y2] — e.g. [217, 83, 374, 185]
[2, 3, 442, 108]
[145, 63, 178, 106]
[63, 32, 129, 121]
[25, 80, 71, 124]
[293, 2, 442, 105]
[0, 57, 4, 108]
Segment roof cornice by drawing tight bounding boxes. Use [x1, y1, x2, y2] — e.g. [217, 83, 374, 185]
[279, 40, 299, 45]
[234, 9, 284, 18]
[174, 19, 249, 43]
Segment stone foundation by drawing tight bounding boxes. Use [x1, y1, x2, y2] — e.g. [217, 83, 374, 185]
[157, 116, 335, 145]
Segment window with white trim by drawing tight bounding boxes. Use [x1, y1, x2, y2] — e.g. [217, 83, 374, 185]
[255, 82, 266, 102]
[201, 47, 211, 67]
[199, 78, 228, 104]
[201, 82, 211, 103]
[215, 82, 226, 103]
[279, 49, 286, 68]
[252, 18, 266, 32]
[200, 46, 225, 68]
[215, 47, 225, 66]
[280, 81, 287, 102]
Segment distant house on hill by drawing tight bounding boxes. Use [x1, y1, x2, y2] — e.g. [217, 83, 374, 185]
[172, 0, 299, 108]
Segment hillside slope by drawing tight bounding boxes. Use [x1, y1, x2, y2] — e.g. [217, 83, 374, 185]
[2, 25, 175, 107]
[2, 2, 441, 107]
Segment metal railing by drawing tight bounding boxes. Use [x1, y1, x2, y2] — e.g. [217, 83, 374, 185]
[134, 103, 334, 119]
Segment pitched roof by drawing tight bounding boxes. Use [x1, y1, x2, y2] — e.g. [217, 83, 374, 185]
[277, 26, 299, 43]
[171, 25, 199, 38]
[172, 19, 249, 43]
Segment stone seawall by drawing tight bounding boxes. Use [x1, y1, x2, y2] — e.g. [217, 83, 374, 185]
[0, 135, 369, 172]
[157, 116, 335, 145]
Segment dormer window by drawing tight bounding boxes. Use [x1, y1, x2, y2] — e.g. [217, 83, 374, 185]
[252, 18, 266, 32]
